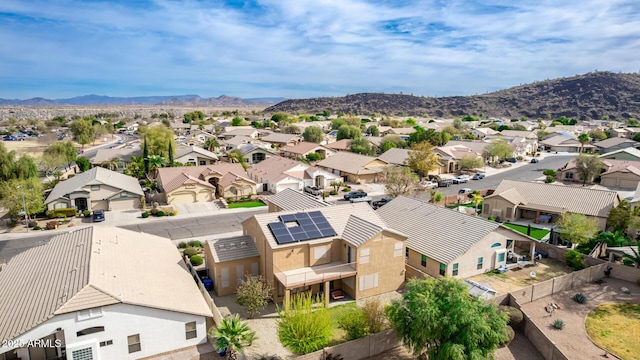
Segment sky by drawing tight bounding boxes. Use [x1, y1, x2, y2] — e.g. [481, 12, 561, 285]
[1, 0, 640, 100]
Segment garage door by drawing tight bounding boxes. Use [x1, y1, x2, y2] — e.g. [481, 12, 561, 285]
[619, 179, 638, 189]
[196, 190, 214, 202]
[91, 200, 109, 211]
[110, 198, 140, 211]
[277, 183, 300, 193]
[170, 191, 196, 204]
[600, 177, 617, 187]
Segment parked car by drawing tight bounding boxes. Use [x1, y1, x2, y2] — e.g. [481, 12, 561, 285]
[453, 175, 469, 184]
[304, 186, 323, 196]
[343, 190, 367, 200]
[530, 158, 539, 163]
[372, 198, 391, 209]
[505, 158, 517, 163]
[3, 135, 17, 141]
[458, 188, 473, 195]
[117, 139, 124, 144]
[350, 196, 372, 204]
[438, 179, 453, 187]
[92, 210, 105, 222]
[471, 173, 485, 180]
[419, 180, 438, 189]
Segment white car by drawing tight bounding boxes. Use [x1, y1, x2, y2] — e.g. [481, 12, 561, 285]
[116, 139, 124, 144]
[419, 180, 438, 189]
[453, 175, 469, 184]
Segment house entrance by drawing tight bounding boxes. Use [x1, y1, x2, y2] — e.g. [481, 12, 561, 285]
[74, 198, 88, 211]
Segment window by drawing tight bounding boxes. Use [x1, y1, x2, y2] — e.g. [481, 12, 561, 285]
[90, 185, 100, 191]
[71, 348, 94, 360]
[483, 203, 490, 214]
[452, 263, 459, 276]
[477, 257, 484, 270]
[77, 308, 103, 321]
[221, 268, 229, 288]
[185, 322, 197, 340]
[498, 252, 505, 262]
[77, 326, 105, 337]
[506, 207, 513, 218]
[405, 247, 409, 259]
[439, 263, 446, 276]
[421, 255, 427, 267]
[199, 160, 206, 165]
[120, 192, 128, 198]
[236, 265, 244, 285]
[358, 273, 379, 290]
[393, 242, 403, 257]
[359, 248, 370, 264]
[314, 245, 328, 260]
[99, 340, 113, 347]
[127, 334, 141, 353]
[565, 172, 574, 179]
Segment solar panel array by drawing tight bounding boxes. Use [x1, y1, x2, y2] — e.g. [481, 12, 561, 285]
[268, 211, 338, 245]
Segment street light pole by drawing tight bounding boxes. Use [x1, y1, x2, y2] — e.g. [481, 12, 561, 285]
[17, 185, 28, 233]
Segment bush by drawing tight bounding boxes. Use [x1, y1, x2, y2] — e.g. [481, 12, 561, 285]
[67, 174, 75, 179]
[183, 247, 198, 257]
[361, 299, 388, 333]
[499, 306, 524, 327]
[502, 325, 515, 346]
[46, 208, 78, 219]
[177, 242, 187, 249]
[7, 219, 17, 228]
[342, 187, 351, 192]
[277, 293, 331, 354]
[33, 225, 42, 230]
[337, 309, 369, 340]
[622, 258, 634, 266]
[155, 210, 165, 217]
[565, 249, 586, 270]
[516, 156, 524, 161]
[545, 176, 555, 183]
[553, 319, 565, 329]
[189, 255, 203, 266]
[188, 240, 203, 248]
[543, 169, 557, 177]
[170, 209, 178, 216]
[82, 209, 91, 217]
[574, 293, 587, 304]
[329, 190, 338, 195]
[141, 212, 150, 218]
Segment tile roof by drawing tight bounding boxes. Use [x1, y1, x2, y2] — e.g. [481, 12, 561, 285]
[176, 145, 219, 161]
[0, 227, 211, 341]
[486, 180, 618, 217]
[207, 235, 260, 263]
[341, 215, 384, 246]
[316, 151, 386, 175]
[281, 142, 329, 155]
[377, 148, 410, 165]
[224, 128, 260, 137]
[593, 137, 637, 148]
[157, 163, 253, 193]
[444, 140, 490, 153]
[376, 196, 500, 264]
[266, 188, 331, 211]
[92, 147, 142, 163]
[499, 130, 537, 138]
[247, 156, 304, 182]
[45, 167, 143, 204]
[262, 133, 300, 143]
[325, 139, 352, 150]
[223, 135, 251, 146]
[541, 134, 578, 146]
[600, 147, 640, 159]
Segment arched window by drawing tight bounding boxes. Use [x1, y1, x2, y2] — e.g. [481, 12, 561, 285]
[491, 242, 502, 248]
[77, 326, 105, 336]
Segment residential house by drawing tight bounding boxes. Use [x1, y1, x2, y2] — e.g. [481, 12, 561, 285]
[220, 128, 261, 140]
[600, 147, 640, 161]
[325, 139, 352, 152]
[483, 180, 619, 230]
[316, 151, 388, 183]
[593, 138, 640, 154]
[191, 130, 217, 144]
[385, 127, 416, 136]
[559, 157, 640, 189]
[498, 130, 538, 139]
[540, 133, 596, 153]
[377, 196, 537, 279]
[280, 142, 336, 160]
[609, 128, 629, 138]
[434, 145, 483, 174]
[470, 127, 498, 138]
[45, 167, 143, 211]
[175, 145, 219, 166]
[444, 140, 490, 154]
[265, 188, 331, 213]
[239, 203, 408, 305]
[204, 235, 261, 296]
[156, 164, 257, 204]
[247, 156, 340, 193]
[377, 148, 410, 166]
[261, 133, 302, 148]
[222, 135, 252, 151]
[91, 147, 142, 171]
[238, 144, 278, 164]
[0, 227, 211, 360]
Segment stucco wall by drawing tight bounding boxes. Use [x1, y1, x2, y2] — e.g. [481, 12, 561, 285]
[354, 232, 406, 299]
[296, 330, 400, 360]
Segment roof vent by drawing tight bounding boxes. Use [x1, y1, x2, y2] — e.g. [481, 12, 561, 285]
[218, 244, 225, 251]
[229, 243, 236, 248]
[240, 241, 247, 247]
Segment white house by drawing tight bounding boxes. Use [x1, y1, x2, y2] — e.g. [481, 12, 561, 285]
[0, 227, 212, 360]
[247, 156, 341, 193]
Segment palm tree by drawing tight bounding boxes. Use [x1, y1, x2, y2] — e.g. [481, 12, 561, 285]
[471, 193, 483, 215]
[100, 157, 120, 171]
[210, 314, 255, 360]
[624, 244, 640, 268]
[147, 155, 166, 178]
[578, 133, 590, 153]
[204, 138, 220, 152]
[227, 150, 247, 170]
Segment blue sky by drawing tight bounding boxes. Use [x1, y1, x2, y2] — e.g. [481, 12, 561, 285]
[1, 0, 639, 99]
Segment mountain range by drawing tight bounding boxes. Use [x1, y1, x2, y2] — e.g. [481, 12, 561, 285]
[266, 72, 640, 120]
[0, 94, 285, 107]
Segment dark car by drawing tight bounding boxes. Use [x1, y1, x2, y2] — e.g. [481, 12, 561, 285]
[372, 198, 391, 209]
[471, 173, 485, 180]
[343, 191, 367, 200]
[530, 158, 539, 163]
[505, 158, 517, 163]
[437, 179, 453, 187]
[3, 135, 17, 141]
[92, 210, 105, 222]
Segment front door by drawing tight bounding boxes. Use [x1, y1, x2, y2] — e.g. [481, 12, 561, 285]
[75, 198, 88, 211]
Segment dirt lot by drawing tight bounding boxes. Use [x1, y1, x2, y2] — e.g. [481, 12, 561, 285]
[470, 258, 573, 294]
[2, 134, 111, 158]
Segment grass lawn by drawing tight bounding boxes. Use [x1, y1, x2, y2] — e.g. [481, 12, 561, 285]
[228, 201, 266, 209]
[586, 303, 640, 360]
[326, 302, 358, 345]
[502, 223, 550, 240]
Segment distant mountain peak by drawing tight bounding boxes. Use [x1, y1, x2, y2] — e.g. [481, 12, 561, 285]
[0, 94, 284, 107]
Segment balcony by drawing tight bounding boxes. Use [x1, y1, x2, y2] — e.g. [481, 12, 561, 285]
[274, 261, 357, 289]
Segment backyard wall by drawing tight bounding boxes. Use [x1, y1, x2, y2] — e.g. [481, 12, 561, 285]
[608, 262, 640, 283]
[511, 297, 570, 360]
[296, 330, 401, 360]
[186, 260, 225, 327]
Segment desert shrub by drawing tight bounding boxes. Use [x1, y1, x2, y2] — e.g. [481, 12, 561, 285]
[177, 242, 187, 249]
[141, 211, 149, 218]
[33, 225, 42, 230]
[622, 258, 634, 266]
[170, 209, 178, 216]
[543, 169, 557, 177]
[46, 221, 59, 230]
[545, 176, 555, 183]
[183, 247, 198, 257]
[155, 210, 165, 217]
[188, 240, 203, 248]
[574, 293, 587, 304]
[329, 190, 338, 195]
[342, 187, 351, 192]
[46, 208, 78, 218]
[516, 156, 524, 161]
[361, 299, 388, 333]
[553, 319, 565, 329]
[565, 249, 586, 270]
[82, 209, 91, 217]
[498, 306, 524, 327]
[236, 274, 274, 318]
[502, 325, 515, 346]
[150, 208, 158, 215]
[189, 255, 203, 266]
[277, 293, 331, 354]
[338, 309, 369, 340]
[7, 219, 17, 227]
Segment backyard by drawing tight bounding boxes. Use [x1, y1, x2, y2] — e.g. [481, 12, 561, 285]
[228, 200, 266, 209]
[502, 223, 550, 240]
[586, 302, 640, 359]
[470, 258, 572, 294]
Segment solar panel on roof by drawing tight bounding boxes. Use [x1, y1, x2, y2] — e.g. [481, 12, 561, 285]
[268, 211, 337, 245]
[305, 230, 322, 238]
[279, 214, 297, 222]
[297, 218, 314, 226]
[277, 234, 296, 244]
[308, 211, 323, 218]
[319, 228, 337, 237]
[291, 232, 308, 241]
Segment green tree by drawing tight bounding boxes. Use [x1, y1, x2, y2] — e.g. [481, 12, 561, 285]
[210, 314, 256, 360]
[386, 278, 508, 360]
[381, 135, 407, 149]
[231, 116, 244, 126]
[606, 200, 633, 233]
[330, 180, 345, 192]
[557, 212, 598, 246]
[407, 141, 440, 177]
[302, 126, 324, 143]
[236, 275, 274, 318]
[383, 166, 419, 197]
[76, 156, 90, 172]
[471, 193, 483, 213]
[68, 118, 95, 147]
[337, 124, 361, 140]
[100, 157, 120, 171]
[536, 130, 549, 141]
[270, 112, 289, 123]
[168, 142, 174, 167]
[204, 138, 220, 152]
[623, 244, 640, 268]
[588, 129, 608, 141]
[578, 133, 590, 153]
[148, 155, 166, 173]
[44, 141, 77, 169]
[143, 136, 149, 174]
[13, 155, 38, 180]
[277, 293, 331, 354]
[123, 156, 146, 179]
[483, 139, 513, 163]
[138, 125, 176, 158]
[0, 143, 17, 181]
[380, 140, 397, 153]
[227, 150, 247, 170]
[281, 124, 301, 134]
[350, 138, 376, 156]
[574, 154, 605, 186]
[367, 125, 380, 136]
[457, 156, 483, 174]
[0, 177, 45, 219]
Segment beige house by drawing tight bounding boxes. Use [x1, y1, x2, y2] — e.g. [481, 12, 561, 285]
[240, 204, 408, 306]
[377, 196, 537, 279]
[600, 147, 640, 161]
[483, 180, 619, 230]
[175, 145, 219, 166]
[91, 147, 142, 171]
[204, 235, 261, 297]
[316, 151, 388, 183]
[156, 164, 257, 204]
[261, 133, 302, 148]
[559, 157, 640, 189]
[238, 144, 278, 164]
[540, 134, 596, 153]
[325, 139, 352, 152]
[265, 188, 331, 213]
[45, 167, 143, 211]
[247, 156, 341, 193]
[593, 137, 639, 155]
[377, 148, 411, 166]
[434, 145, 483, 174]
[280, 142, 336, 160]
